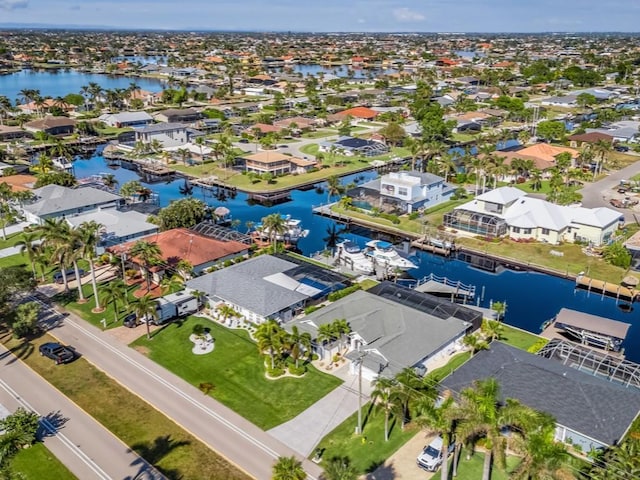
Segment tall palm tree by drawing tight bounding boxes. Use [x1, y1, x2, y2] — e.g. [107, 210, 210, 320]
[256, 319, 284, 370]
[323, 224, 343, 254]
[69, 227, 87, 302]
[415, 394, 457, 480]
[102, 174, 118, 190]
[77, 221, 102, 311]
[331, 318, 351, 352]
[371, 376, 401, 442]
[37, 218, 73, 291]
[130, 240, 162, 292]
[216, 303, 237, 325]
[260, 213, 287, 251]
[322, 456, 359, 480]
[135, 294, 158, 340]
[16, 232, 40, 277]
[100, 279, 128, 324]
[326, 175, 344, 204]
[287, 326, 312, 368]
[271, 455, 305, 480]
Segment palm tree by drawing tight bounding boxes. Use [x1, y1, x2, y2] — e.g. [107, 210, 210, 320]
[102, 174, 118, 190]
[322, 456, 359, 480]
[462, 334, 488, 357]
[326, 175, 344, 204]
[331, 318, 351, 352]
[69, 227, 87, 302]
[287, 326, 312, 368]
[317, 323, 336, 356]
[37, 218, 73, 292]
[415, 394, 457, 480]
[271, 455, 305, 480]
[256, 319, 285, 370]
[100, 279, 128, 324]
[371, 376, 401, 442]
[130, 240, 162, 292]
[481, 319, 504, 342]
[15, 232, 40, 277]
[216, 303, 237, 325]
[135, 294, 158, 340]
[77, 221, 102, 311]
[260, 213, 287, 251]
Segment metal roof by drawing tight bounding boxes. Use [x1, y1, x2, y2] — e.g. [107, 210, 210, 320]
[555, 308, 630, 340]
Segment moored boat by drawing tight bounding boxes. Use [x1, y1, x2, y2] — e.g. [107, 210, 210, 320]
[364, 239, 417, 270]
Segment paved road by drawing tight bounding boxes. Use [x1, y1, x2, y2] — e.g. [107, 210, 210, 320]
[0, 343, 160, 480]
[33, 296, 323, 480]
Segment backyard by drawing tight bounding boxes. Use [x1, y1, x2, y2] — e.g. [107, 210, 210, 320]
[131, 317, 343, 430]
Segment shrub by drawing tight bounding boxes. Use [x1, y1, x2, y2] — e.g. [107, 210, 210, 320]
[288, 364, 306, 376]
[267, 366, 285, 378]
[304, 304, 324, 315]
[408, 212, 420, 221]
[327, 284, 361, 302]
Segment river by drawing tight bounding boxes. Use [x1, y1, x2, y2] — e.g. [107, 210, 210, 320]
[0, 70, 165, 104]
[72, 149, 640, 361]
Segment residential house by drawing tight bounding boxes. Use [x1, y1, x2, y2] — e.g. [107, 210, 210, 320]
[587, 120, 640, 143]
[154, 108, 202, 124]
[567, 132, 614, 149]
[350, 170, 454, 213]
[0, 125, 32, 141]
[66, 209, 159, 254]
[21, 185, 123, 224]
[186, 254, 348, 324]
[288, 282, 479, 380]
[319, 136, 389, 157]
[24, 117, 76, 136]
[245, 123, 283, 137]
[108, 227, 250, 281]
[334, 106, 379, 121]
[444, 186, 621, 245]
[242, 151, 317, 175]
[441, 342, 640, 451]
[99, 111, 154, 128]
[134, 123, 189, 148]
[273, 116, 316, 132]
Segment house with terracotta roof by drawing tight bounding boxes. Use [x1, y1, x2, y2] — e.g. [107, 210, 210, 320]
[242, 151, 317, 175]
[335, 106, 379, 121]
[0, 174, 37, 193]
[515, 143, 580, 168]
[244, 123, 283, 137]
[107, 228, 250, 281]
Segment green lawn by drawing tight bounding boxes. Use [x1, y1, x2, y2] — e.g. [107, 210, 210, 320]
[10, 443, 77, 480]
[499, 325, 546, 352]
[315, 403, 419, 474]
[0, 230, 32, 250]
[426, 352, 471, 384]
[513, 180, 552, 195]
[2, 332, 248, 480]
[131, 317, 343, 430]
[0, 253, 30, 269]
[433, 448, 520, 480]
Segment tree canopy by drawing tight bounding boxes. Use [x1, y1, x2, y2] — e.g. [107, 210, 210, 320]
[157, 197, 207, 230]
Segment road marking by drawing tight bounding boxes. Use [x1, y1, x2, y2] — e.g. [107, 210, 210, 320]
[32, 297, 319, 479]
[0, 377, 112, 480]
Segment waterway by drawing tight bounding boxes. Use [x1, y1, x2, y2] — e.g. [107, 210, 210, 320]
[72, 150, 640, 362]
[269, 64, 398, 79]
[0, 70, 166, 104]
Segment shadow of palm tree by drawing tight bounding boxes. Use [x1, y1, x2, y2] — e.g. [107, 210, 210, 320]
[129, 435, 190, 480]
[365, 461, 397, 478]
[38, 410, 70, 438]
[4, 340, 35, 365]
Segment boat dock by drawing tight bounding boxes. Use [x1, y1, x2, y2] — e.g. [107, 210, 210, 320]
[413, 273, 475, 302]
[411, 235, 456, 257]
[575, 275, 638, 302]
[541, 307, 631, 355]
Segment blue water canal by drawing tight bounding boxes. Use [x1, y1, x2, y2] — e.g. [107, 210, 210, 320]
[72, 151, 640, 362]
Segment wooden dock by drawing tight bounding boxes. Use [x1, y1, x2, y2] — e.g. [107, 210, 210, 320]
[575, 275, 637, 301]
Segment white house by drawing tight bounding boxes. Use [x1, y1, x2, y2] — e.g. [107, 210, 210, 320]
[99, 111, 154, 128]
[134, 123, 189, 148]
[444, 186, 621, 246]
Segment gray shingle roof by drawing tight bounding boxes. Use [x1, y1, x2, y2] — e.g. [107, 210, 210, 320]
[290, 289, 470, 376]
[186, 255, 308, 318]
[441, 342, 640, 446]
[24, 185, 122, 217]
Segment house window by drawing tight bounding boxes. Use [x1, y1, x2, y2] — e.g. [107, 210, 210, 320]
[398, 187, 408, 196]
[542, 228, 550, 235]
[512, 227, 520, 233]
[524, 228, 532, 235]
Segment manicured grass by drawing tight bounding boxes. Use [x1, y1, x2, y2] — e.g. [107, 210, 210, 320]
[0, 230, 31, 250]
[10, 442, 77, 480]
[315, 403, 419, 474]
[131, 317, 343, 430]
[433, 447, 520, 480]
[358, 279, 380, 290]
[455, 237, 627, 284]
[0, 253, 30, 269]
[2, 332, 249, 480]
[301, 129, 337, 139]
[426, 351, 471, 384]
[499, 325, 547, 352]
[513, 180, 552, 195]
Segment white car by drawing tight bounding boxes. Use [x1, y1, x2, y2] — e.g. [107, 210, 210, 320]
[416, 435, 454, 472]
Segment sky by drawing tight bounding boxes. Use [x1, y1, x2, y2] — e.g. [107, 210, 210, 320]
[0, 0, 639, 32]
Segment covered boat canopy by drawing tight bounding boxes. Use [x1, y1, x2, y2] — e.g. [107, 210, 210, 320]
[556, 308, 630, 340]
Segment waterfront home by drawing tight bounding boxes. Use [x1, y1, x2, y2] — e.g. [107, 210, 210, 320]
[242, 151, 317, 175]
[287, 282, 479, 380]
[349, 170, 454, 214]
[18, 98, 75, 115]
[441, 341, 640, 451]
[319, 136, 389, 157]
[587, 120, 640, 143]
[134, 123, 189, 148]
[154, 108, 202, 124]
[567, 131, 614, 148]
[186, 254, 348, 325]
[0, 125, 32, 141]
[66, 209, 159, 254]
[443, 186, 621, 246]
[99, 111, 154, 129]
[108, 227, 250, 282]
[21, 185, 123, 224]
[24, 117, 76, 137]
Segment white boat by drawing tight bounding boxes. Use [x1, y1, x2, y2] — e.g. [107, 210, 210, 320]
[364, 240, 417, 270]
[52, 156, 74, 172]
[256, 214, 309, 244]
[336, 240, 374, 274]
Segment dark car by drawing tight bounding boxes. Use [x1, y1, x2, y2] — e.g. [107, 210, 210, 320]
[238, 138, 249, 144]
[53, 268, 85, 284]
[615, 145, 630, 152]
[123, 312, 139, 328]
[39, 342, 75, 364]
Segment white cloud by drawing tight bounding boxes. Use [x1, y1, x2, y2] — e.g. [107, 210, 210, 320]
[0, 0, 28, 10]
[392, 7, 425, 22]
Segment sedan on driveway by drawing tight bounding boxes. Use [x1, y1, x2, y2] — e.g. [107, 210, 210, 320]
[39, 342, 75, 364]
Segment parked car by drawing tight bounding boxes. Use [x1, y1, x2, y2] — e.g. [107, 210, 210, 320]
[123, 313, 138, 328]
[39, 342, 75, 364]
[53, 268, 85, 284]
[610, 198, 625, 208]
[615, 145, 630, 152]
[416, 435, 455, 472]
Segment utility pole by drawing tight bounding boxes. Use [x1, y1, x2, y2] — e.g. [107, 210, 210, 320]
[355, 350, 367, 435]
